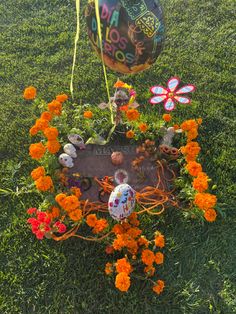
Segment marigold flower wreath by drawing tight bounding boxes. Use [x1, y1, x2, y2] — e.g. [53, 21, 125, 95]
[24, 78, 218, 294]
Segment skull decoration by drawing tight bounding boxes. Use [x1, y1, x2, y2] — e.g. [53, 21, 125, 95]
[58, 153, 74, 168]
[68, 134, 86, 150]
[63, 143, 77, 158]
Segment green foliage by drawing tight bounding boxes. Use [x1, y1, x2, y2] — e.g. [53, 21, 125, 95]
[0, 0, 235, 313]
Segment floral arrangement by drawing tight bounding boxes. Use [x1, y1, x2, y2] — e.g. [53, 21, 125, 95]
[23, 78, 218, 294]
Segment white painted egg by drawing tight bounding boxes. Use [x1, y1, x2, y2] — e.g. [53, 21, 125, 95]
[108, 184, 136, 221]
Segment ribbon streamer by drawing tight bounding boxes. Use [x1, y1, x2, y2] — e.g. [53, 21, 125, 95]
[70, 0, 81, 99]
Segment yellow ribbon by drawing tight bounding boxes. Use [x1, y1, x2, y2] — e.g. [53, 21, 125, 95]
[70, 0, 81, 99]
[85, 0, 116, 145]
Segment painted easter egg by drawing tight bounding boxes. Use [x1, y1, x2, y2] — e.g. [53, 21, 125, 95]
[108, 184, 136, 221]
[85, 0, 165, 74]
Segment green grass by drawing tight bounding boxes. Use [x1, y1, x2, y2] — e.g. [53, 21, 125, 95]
[0, 0, 235, 313]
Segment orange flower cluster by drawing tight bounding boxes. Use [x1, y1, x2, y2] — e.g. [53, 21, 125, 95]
[192, 172, 209, 192]
[181, 119, 217, 222]
[181, 141, 201, 162]
[86, 214, 108, 234]
[23, 86, 37, 100]
[113, 80, 132, 89]
[28, 93, 66, 157]
[104, 214, 165, 293]
[48, 100, 62, 116]
[31, 166, 53, 192]
[115, 272, 131, 292]
[153, 280, 165, 295]
[46, 206, 60, 220]
[181, 119, 201, 143]
[35, 175, 53, 192]
[186, 161, 202, 177]
[29, 143, 46, 160]
[126, 109, 140, 121]
[55, 193, 83, 222]
[194, 193, 217, 222]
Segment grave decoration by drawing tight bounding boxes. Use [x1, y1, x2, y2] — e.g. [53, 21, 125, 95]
[24, 78, 218, 294]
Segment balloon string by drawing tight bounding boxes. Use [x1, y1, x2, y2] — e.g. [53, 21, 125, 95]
[94, 0, 114, 125]
[70, 0, 81, 99]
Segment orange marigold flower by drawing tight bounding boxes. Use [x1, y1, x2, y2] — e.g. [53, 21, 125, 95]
[187, 128, 198, 142]
[138, 123, 148, 133]
[35, 176, 53, 192]
[128, 212, 140, 226]
[46, 140, 61, 154]
[29, 142, 46, 160]
[62, 195, 80, 212]
[112, 224, 124, 235]
[181, 141, 201, 161]
[41, 111, 52, 121]
[55, 193, 67, 206]
[126, 130, 135, 139]
[23, 86, 37, 100]
[83, 111, 93, 119]
[93, 219, 108, 234]
[141, 249, 155, 266]
[126, 109, 140, 121]
[115, 272, 131, 292]
[29, 125, 39, 136]
[194, 193, 217, 210]
[163, 114, 172, 122]
[48, 100, 62, 116]
[153, 280, 165, 295]
[197, 118, 203, 125]
[155, 252, 164, 265]
[68, 209, 82, 221]
[86, 214, 97, 227]
[113, 237, 124, 251]
[154, 233, 165, 248]
[144, 265, 155, 277]
[31, 166, 45, 181]
[116, 258, 133, 275]
[204, 208, 217, 222]
[51, 207, 60, 219]
[35, 118, 49, 131]
[138, 236, 149, 247]
[186, 161, 202, 177]
[181, 119, 198, 131]
[44, 127, 59, 140]
[105, 245, 114, 255]
[70, 187, 82, 198]
[192, 172, 209, 192]
[127, 227, 142, 239]
[56, 94, 68, 103]
[105, 262, 113, 275]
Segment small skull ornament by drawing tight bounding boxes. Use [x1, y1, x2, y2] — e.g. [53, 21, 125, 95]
[63, 143, 77, 158]
[68, 134, 86, 150]
[58, 153, 74, 168]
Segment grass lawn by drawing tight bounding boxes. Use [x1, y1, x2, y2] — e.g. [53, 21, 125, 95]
[0, 0, 235, 313]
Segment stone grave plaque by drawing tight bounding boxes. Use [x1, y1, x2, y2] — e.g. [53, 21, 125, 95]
[68, 144, 166, 201]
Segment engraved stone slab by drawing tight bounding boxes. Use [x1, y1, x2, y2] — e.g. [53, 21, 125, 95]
[68, 144, 164, 201]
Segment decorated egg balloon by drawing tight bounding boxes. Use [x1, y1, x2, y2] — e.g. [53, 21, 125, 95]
[108, 184, 136, 221]
[85, 0, 165, 74]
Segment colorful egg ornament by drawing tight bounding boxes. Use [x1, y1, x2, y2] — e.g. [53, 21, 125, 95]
[108, 184, 136, 221]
